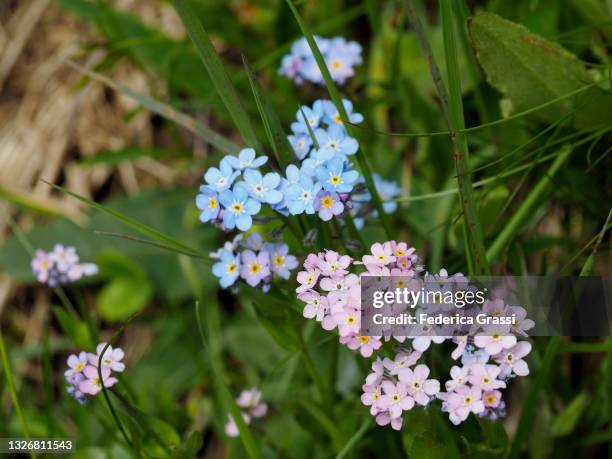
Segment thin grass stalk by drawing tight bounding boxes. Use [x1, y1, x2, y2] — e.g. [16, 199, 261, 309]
[285, 0, 393, 239]
[405, 0, 489, 274]
[194, 302, 261, 459]
[0, 329, 36, 459]
[486, 145, 573, 263]
[97, 320, 138, 454]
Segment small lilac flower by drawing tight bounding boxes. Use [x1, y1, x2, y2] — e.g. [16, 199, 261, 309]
[300, 291, 328, 321]
[263, 243, 298, 280]
[196, 186, 220, 223]
[78, 365, 118, 395]
[383, 351, 422, 375]
[377, 381, 415, 419]
[236, 388, 268, 418]
[219, 184, 261, 231]
[240, 250, 271, 287]
[204, 161, 240, 192]
[50, 244, 79, 273]
[342, 334, 383, 358]
[286, 175, 322, 215]
[444, 386, 485, 425]
[31, 250, 52, 283]
[65, 352, 89, 380]
[445, 365, 471, 392]
[469, 364, 506, 391]
[474, 332, 517, 356]
[212, 249, 241, 288]
[223, 148, 267, 171]
[315, 157, 359, 193]
[482, 390, 502, 409]
[398, 364, 440, 406]
[239, 169, 283, 205]
[361, 383, 383, 415]
[89, 343, 125, 372]
[314, 190, 344, 221]
[314, 125, 358, 157]
[494, 341, 531, 377]
[225, 412, 251, 437]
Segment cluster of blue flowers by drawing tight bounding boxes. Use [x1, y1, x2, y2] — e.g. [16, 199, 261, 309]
[196, 148, 273, 232]
[279, 36, 362, 85]
[211, 233, 298, 291]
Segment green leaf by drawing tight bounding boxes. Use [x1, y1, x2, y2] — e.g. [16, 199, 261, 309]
[468, 12, 612, 128]
[97, 278, 153, 322]
[551, 393, 588, 437]
[53, 308, 94, 349]
[172, 0, 261, 150]
[142, 418, 181, 458]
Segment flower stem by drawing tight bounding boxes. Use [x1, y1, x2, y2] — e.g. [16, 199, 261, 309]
[0, 329, 36, 459]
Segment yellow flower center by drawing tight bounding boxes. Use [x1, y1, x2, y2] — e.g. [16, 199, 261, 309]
[333, 113, 342, 124]
[330, 175, 341, 185]
[227, 263, 237, 274]
[209, 197, 217, 209]
[464, 396, 473, 405]
[75, 362, 84, 372]
[231, 202, 244, 213]
[331, 59, 342, 69]
[485, 394, 496, 405]
[346, 315, 356, 325]
[359, 336, 369, 344]
[395, 249, 406, 257]
[274, 256, 284, 267]
[412, 381, 421, 390]
[483, 377, 491, 384]
[249, 263, 261, 274]
[392, 394, 400, 402]
[321, 196, 334, 208]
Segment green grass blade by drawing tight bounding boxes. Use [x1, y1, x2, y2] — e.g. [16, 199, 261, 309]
[404, 0, 489, 274]
[66, 61, 239, 154]
[509, 337, 562, 459]
[45, 181, 205, 258]
[0, 330, 36, 459]
[195, 302, 261, 459]
[284, 0, 392, 239]
[172, 0, 261, 151]
[334, 418, 371, 459]
[242, 55, 294, 169]
[486, 145, 573, 263]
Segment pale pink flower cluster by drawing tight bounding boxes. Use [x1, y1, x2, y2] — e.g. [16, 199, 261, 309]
[297, 241, 534, 428]
[224, 388, 268, 437]
[64, 343, 125, 404]
[362, 354, 439, 430]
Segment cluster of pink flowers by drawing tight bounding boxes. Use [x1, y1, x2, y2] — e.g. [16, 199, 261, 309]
[32, 244, 98, 287]
[64, 343, 125, 404]
[296, 241, 420, 357]
[296, 241, 533, 428]
[224, 388, 268, 437]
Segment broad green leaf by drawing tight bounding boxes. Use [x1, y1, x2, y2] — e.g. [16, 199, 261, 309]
[172, 0, 261, 151]
[468, 12, 612, 128]
[551, 393, 588, 437]
[53, 308, 94, 349]
[97, 277, 153, 322]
